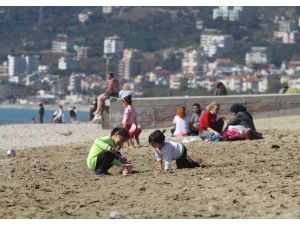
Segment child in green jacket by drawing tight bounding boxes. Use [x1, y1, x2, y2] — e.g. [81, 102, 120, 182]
[87, 127, 130, 176]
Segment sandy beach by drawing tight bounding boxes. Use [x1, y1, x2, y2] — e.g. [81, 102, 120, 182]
[0, 115, 299, 218]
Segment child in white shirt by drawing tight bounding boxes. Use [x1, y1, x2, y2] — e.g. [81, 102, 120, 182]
[148, 130, 207, 171]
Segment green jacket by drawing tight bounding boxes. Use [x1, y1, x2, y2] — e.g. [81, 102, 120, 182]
[87, 136, 122, 171]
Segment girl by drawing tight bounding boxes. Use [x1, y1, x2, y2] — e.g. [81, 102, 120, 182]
[86, 127, 130, 176]
[198, 101, 224, 140]
[122, 95, 142, 148]
[148, 130, 208, 172]
[172, 106, 190, 137]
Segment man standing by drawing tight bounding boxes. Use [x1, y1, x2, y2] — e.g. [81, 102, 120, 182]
[38, 103, 45, 124]
[93, 72, 119, 121]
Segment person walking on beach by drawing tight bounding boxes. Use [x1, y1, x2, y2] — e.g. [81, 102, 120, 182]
[148, 130, 207, 172]
[69, 106, 77, 123]
[87, 127, 131, 176]
[38, 103, 45, 124]
[53, 105, 64, 123]
[121, 95, 142, 148]
[93, 73, 120, 122]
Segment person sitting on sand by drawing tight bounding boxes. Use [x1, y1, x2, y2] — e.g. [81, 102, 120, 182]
[189, 103, 203, 135]
[171, 106, 190, 137]
[223, 103, 262, 140]
[122, 95, 142, 148]
[148, 130, 208, 172]
[198, 101, 224, 140]
[86, 127, 130, 176]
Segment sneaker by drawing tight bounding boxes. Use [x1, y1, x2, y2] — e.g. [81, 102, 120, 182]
[92, 114, 102, 123]
[95, 171, 111, 176]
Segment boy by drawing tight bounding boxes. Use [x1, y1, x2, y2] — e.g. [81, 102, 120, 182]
[148, 130, 207, 172]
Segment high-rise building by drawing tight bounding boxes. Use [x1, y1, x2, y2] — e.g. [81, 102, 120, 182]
[118, 48, 141, 81]
[181, 49, 206, 76]
[51, 34, 69, 54]
[104, 35, 124, 57]
[7, 55, 39, 77]
[200, 29, 234, 57]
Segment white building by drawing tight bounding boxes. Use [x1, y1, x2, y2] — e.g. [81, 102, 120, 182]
[104, 35, 124, 57]
[200, 29, 234, 57]
[68, 73, 83, 94]
[213, 6, 243, 21]
[181, 49, 206, 76]
[7, 55, 39, 77]
[58, 57, 79, 70]
[51, 34, 68, 54]
[278, 20, 297, 32]
[76, 46, 89, 59]
[245, 47, 271, 65]
[0, 62, 8, 77]
[169, 73, 186, 90]
[273, 31, 300, 44]
[118, 48, 141, 81]
[102, 6, 113, 14]
[78, 9, 93, 24]
[212, 6, 253, 22]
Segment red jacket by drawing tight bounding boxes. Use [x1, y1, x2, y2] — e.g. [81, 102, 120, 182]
[199, 111, 217, 133]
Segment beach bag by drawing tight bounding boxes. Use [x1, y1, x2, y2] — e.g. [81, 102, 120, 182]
[222, 128, 252, 141]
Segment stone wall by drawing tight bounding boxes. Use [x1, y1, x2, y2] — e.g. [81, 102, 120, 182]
[104, 94, 300, 129]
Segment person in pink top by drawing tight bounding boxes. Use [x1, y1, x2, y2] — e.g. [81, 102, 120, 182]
[122, 95, 142, 148]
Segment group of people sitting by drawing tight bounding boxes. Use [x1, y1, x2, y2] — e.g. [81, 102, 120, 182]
[171, 101, 262, 142]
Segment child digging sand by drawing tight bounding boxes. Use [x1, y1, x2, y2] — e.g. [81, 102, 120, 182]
[87, 127, 132, 176]
[148, 130, 208, 172]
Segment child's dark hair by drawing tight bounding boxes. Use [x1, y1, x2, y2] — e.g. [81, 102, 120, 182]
[148, 130, 165, 145]
[122, 95, 132, 105]
[111, 127, 130, 140]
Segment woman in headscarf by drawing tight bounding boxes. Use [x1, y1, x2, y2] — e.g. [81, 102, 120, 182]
[225, 103, 256, 132]
[222, 103, 262, 140]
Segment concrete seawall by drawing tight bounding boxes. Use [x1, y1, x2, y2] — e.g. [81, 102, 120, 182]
[104, 94, 300, 129]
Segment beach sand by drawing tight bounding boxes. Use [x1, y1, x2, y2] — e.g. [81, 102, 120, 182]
[0, 116, 299, 218]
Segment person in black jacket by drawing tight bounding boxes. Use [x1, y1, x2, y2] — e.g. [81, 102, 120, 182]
[38, 103, 45, 124]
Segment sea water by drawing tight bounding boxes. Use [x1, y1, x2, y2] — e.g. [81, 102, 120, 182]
[0, 107, 90, 125]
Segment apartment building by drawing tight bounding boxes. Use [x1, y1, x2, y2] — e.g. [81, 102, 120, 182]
[200, 29, 234, 57]
[51, 34, 69, 54]
[169, 73, 186, 90]
[78, 9, 93, 23]
[245, 47, 271, 65]
[118, 48, 141, 81]
[76, 46, 90, 59]
[67, 74, 83, 94]
[58, 57, 79, 71]
[181, 49, 206, 77]
[7, 55, 39, 77]
[104, 35, 124, 58]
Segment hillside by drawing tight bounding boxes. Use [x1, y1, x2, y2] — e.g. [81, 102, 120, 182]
[1, 6, 300, 68]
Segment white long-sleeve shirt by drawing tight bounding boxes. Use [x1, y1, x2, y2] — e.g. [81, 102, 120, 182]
[153, 141, 184, 170]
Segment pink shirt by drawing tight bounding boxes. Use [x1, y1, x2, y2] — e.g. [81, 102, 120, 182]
[122, 105, 137, 125]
